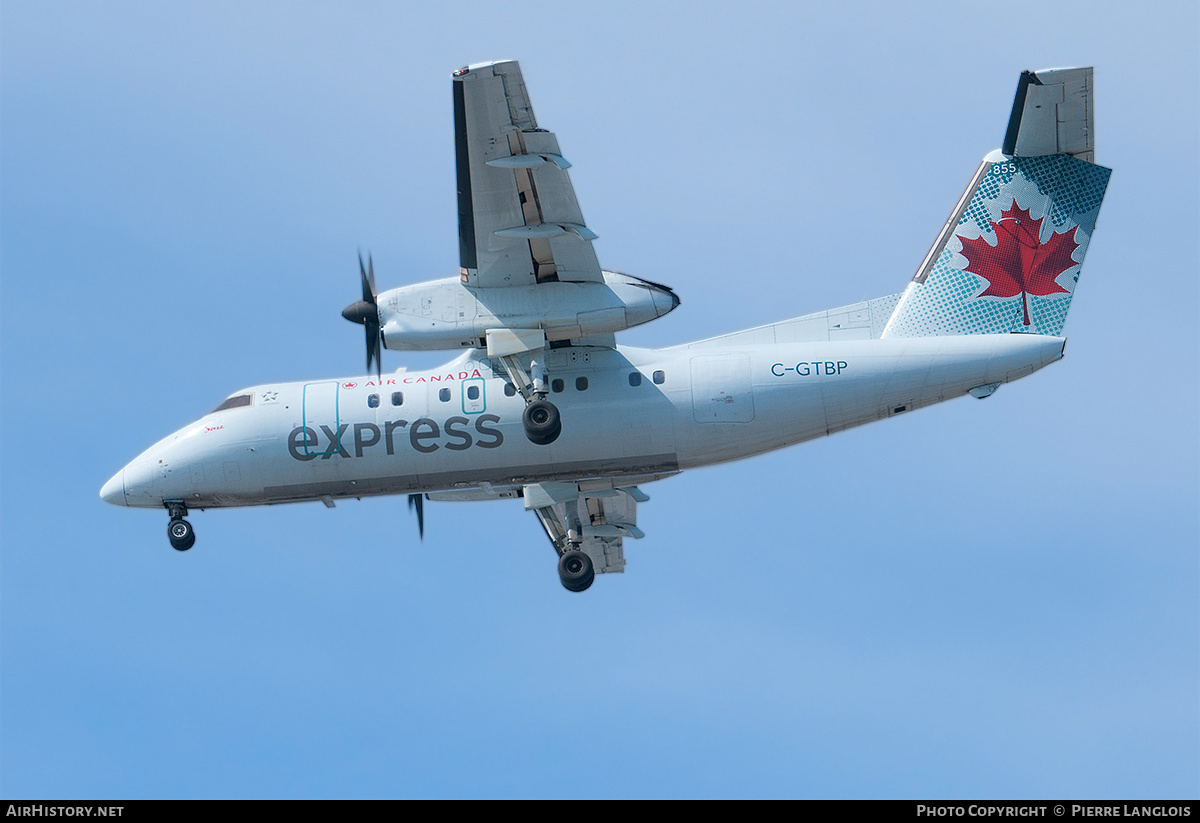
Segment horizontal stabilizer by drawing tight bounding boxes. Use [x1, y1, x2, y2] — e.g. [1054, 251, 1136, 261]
[1003, 67, 1095, 162]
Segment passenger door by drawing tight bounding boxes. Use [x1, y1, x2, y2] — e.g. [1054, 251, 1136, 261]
[301, 381, 342, 457]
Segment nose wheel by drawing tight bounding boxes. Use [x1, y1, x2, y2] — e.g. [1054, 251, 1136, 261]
[168, 518, 195, 551]
[164, 502, 195, 551]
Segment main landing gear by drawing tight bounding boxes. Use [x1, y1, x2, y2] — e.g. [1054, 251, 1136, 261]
[487, 330, 563, 446]
[533, 502, 596, 592]
[523, 398, 562, 446]
[513, 353, 562, 445]
[165, 502, 195, 551]
[557, 549, 594, 592]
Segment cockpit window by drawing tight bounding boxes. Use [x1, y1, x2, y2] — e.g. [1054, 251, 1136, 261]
[210, 393, 253, 414]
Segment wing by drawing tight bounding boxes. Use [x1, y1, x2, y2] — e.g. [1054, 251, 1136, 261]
[452, 60, 603, 288]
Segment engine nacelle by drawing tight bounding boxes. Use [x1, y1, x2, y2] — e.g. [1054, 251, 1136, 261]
[378, 271, 679, 351]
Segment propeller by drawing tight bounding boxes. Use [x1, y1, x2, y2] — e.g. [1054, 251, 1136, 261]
[408, 493, 425, 540]
[341, 252, 383, 379]
[345, 257, 422, 539]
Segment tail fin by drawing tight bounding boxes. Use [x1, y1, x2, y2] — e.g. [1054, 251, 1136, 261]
[882, 67, 1111, 338]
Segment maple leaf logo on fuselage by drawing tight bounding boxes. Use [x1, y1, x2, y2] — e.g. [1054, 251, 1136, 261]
[959, 202, 1080, 327]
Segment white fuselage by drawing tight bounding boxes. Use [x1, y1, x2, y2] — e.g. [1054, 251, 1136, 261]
[102, 334, 1064, 509]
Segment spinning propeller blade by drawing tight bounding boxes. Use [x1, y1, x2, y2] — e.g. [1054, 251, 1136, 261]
[408, 494, 425, 540]
[342, 252, 383, 380]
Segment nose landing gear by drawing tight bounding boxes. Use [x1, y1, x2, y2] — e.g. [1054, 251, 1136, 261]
[164, 502, 195, 551]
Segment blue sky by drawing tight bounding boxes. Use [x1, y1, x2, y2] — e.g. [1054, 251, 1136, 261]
[2, 0, 1197, 799]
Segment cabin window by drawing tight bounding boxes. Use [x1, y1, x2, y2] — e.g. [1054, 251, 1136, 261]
[467, 385, 480, 400]
[575, 376, 589, 391]
[439, 388, 451, 402]
[504, 382, 517, 397]
[653, 370, 665, 385]
[628, 372, 642, 387]
[367, 394, 380, 408]
[551, 378, 564, 393]
[391, 392, 404, 406]
[210, 393, 253, 414]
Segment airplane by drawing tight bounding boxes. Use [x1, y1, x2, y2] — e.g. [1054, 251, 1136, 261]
[100, 62, 1110, 592]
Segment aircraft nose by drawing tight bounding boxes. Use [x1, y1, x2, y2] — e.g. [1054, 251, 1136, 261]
[120, 454, 162, 506]
[100, 469, 126, 506]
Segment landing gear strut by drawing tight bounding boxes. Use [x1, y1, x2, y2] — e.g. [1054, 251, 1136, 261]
[487, 330, 563, 446]
[165, 502, 195, 551]
[533, 501, 596, 592]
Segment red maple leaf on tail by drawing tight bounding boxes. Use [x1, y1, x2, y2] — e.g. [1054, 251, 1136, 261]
[959, 202, 1080, 326]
